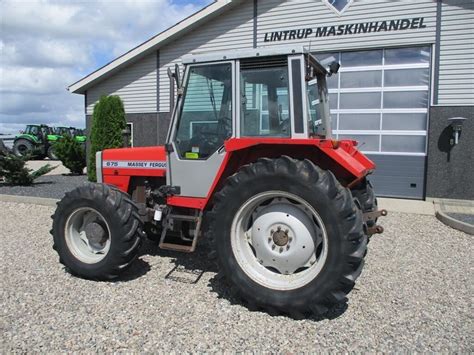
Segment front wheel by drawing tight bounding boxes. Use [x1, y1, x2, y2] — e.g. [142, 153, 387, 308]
[51, 184, 143, 280]
[207, 156, 367, 317]
[13, 139, 33, 157]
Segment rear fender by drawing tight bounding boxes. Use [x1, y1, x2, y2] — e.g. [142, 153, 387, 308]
[169, 138, 375, 211]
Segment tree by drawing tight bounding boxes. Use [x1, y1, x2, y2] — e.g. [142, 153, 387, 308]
[88, 95, 126, 181]
[0, 151, 55, 185]
[54, 136, 86, 175]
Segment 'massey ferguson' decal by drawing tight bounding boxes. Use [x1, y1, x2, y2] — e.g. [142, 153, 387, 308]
[103, 160, 167, 169]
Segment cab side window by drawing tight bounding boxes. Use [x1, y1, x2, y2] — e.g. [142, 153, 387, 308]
[240, 59, 290, 137]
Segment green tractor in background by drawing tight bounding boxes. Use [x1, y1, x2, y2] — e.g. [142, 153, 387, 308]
[13, 124, 56, 159]
[49, 127, 87, 159]
[13, 124, 87, 160]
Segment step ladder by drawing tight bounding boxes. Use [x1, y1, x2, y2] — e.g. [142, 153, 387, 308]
[159, 211, 203, 252]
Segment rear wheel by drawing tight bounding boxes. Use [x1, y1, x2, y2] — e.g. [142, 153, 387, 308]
[207, 156, 366, 317]
[51, 183, 143, 280]
[13, 139, 33, 157]
[352, 178, 377, 227]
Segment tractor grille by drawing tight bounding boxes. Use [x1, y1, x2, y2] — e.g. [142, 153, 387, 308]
[240, 55, 287, 70]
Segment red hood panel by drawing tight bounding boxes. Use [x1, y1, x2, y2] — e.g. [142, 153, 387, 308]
[102, 146, 167, 177]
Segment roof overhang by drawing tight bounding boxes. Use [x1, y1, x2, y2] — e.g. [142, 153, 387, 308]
[68, 0, 241, 94]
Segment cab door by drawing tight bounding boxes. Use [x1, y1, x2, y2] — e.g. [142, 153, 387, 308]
[167, 62, 234, 198]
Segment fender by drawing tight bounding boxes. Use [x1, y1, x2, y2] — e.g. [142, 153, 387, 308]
[167, 138, 375, 210]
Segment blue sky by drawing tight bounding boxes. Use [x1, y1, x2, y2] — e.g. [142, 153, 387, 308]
[0, 0, 212, 134]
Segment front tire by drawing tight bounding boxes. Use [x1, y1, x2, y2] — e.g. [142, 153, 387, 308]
[51, 183, 143, 280]
[13, 139, 33, 157]
[207, 156, 366, 317]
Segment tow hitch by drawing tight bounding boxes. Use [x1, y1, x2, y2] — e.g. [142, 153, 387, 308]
[364, 209, 387, 236]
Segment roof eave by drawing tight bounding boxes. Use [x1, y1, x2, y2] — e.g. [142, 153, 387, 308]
[68, 0, 238, 94]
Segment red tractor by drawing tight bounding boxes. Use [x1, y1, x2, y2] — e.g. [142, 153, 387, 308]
[51, 47, 385, 317]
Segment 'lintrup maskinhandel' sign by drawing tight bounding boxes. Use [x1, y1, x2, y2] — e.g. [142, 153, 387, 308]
[263, 17, 427, 42]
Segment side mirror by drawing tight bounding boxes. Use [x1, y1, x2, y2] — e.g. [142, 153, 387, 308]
[328, 61, 340, 76]
[167, 64, 182, 91]
[174, 63, 181, 89]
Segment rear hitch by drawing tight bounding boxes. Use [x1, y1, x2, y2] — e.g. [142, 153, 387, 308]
[363, 209, 387, 236]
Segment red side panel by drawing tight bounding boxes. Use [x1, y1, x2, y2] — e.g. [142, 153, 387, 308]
[102, 146, 167, 192]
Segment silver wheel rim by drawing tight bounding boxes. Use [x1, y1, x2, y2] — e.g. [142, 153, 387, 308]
[65, 207, 111, 264]
[231, 191, 328, 291]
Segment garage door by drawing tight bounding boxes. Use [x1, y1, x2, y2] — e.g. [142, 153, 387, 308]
[315, 46, 431, 199]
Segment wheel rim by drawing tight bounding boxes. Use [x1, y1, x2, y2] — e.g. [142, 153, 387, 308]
[231, 191, 328, 291]
[64, 207, 111, 264]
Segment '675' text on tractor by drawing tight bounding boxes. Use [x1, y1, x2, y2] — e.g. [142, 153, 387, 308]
[51, 47, 386, 317]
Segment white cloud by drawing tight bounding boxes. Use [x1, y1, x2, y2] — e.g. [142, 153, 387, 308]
[0, 0, 210, 134]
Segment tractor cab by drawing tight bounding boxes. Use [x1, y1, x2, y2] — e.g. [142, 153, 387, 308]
[166, 46, 340, 197]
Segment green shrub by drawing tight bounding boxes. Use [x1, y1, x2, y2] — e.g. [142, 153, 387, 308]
[88, 95, 126, 181]
[54, 136, 86, 175]
[0, 152, 55, 185]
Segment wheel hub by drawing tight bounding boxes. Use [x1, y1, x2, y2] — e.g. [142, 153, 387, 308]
[272, 227, 288, 246]
[250, 202, 317, 274]
[84, 222, 107, 248]
[64, 207, 111, 264]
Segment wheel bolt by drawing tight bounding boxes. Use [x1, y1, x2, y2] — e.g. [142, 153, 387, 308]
[285, 229, 289, 234]
[268, 237, 272, 243]
[272, 245, 276, 250]
[289, 237, 293, 243]
[286, 245, 290, 250]
[279, 247, 283, 253]
[270, 229, 274, 234]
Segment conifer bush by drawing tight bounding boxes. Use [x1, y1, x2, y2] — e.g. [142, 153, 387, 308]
[0, 151, 55, 185]
[88, 95, 126, 181]
[54, 136, 86, 175]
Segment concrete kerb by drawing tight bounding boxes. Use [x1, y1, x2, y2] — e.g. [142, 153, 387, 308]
[377, 197, 435, 216]
[0, 194, 59, 207]
[433, 200, 474, 235]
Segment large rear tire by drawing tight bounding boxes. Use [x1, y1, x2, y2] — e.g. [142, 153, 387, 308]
[13, 139, 33, 157]
[352, 178, 377, 227]
[51, 183, 143, 280]
[207, 156, 366, 317]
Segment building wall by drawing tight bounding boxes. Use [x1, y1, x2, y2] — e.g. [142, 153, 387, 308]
[437, 0, 474, 105]
[86, 52, 157, 115]
[158, 1, 255, 112]
[426, 106, 474, 199]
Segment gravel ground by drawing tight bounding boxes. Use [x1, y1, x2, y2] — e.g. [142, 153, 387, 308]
[1, 202, 472, 352]
[0, 174, 88, 200]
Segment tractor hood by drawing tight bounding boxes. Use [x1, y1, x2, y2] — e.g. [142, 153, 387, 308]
[98, 146, 167, 189]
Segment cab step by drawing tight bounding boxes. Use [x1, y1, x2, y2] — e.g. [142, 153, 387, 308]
[159, 211, 203, 252]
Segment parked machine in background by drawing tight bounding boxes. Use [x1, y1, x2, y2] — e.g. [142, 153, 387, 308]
[51, 47, 386, 317]
[13, 124, 55, 159]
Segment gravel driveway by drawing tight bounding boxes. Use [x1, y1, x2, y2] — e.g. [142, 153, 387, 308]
[1, 202, 472, 352]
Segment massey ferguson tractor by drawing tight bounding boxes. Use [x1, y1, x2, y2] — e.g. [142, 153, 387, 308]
[51, 47, 386, 317]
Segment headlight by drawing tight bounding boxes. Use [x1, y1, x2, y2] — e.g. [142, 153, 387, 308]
[95, 151, 103, 183]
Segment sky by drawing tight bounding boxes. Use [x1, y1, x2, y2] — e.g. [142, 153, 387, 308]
[0, 0, 212, 134]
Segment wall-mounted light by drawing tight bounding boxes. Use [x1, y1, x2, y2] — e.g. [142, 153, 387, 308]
[448, 117, 466, 146]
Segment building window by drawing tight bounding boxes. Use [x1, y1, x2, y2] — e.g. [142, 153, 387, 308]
[315, 46, 431, 155]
